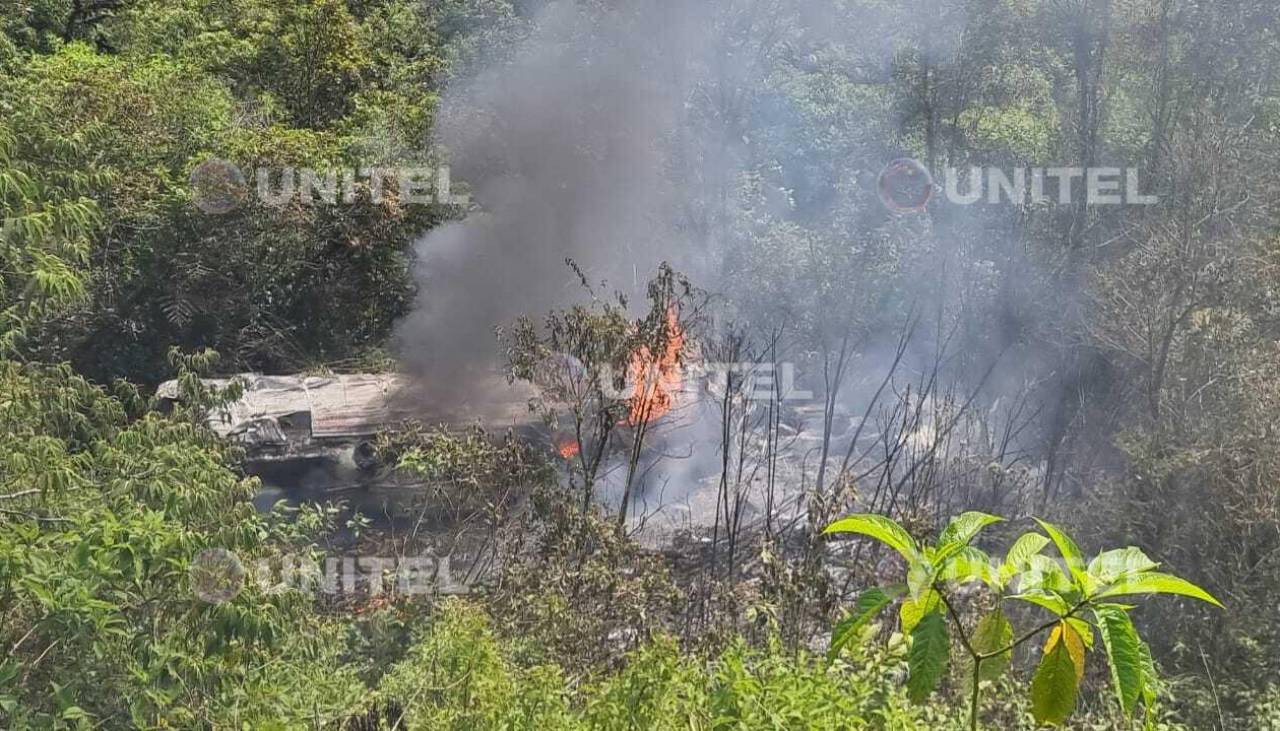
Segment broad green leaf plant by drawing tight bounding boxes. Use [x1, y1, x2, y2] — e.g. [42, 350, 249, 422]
[824, 512, 1222, 730]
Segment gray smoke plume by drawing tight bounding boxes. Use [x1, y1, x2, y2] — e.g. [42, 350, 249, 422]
[391, 0, 1064, 482]
[394, 1, 718, 402]
[386, 0, 1104, 531]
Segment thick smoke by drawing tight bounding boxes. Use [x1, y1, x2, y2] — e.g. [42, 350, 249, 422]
[392, 0, 1074, 509]
[394, 2, 717, 402]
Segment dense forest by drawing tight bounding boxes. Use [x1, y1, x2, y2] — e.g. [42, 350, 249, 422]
[2, 0, 1279, 728]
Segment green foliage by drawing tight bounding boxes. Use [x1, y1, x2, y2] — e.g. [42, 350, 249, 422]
[0, 96, 102, 352]
[829, 585, 903, 661]
[377, 601, 974, 730]
[825, 511, 1222, 729]
[970, 610, 1013, 682]
[1031, 639, 1080, 727]
[377, 601, 577, 730]
[826, 513, 923, 563]
[908, 611, 951, 702]
[1094, 573, 1224, 607]
[0, 0, 1275, 727]
[367, 600, 1189, 730]
[900, 588, 942, 633]
[957, 102, 1057, 161]
[0, 358, 367, 727]
[379, 422, 555, 522]
[0, 9, 470, 380]
[1094, 604, 1145, 717]
[486, 483, 684, 671]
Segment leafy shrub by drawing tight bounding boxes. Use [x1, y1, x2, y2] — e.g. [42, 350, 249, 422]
[824, 512, 1220, 729]
[0, 356, 367, 727]
[377, 599, 1188, 730]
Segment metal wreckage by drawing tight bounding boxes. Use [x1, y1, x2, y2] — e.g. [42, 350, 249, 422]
[155, 373, 539, 501]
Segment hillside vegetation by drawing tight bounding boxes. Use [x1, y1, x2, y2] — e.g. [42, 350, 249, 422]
[2, 1, 1279, 729]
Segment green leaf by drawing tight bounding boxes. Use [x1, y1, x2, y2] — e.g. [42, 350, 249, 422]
[828, 586, 903, 661]
[900, 589, 941, 632]
[1066, 617, 1094, 650]
[1033, 518, 1087, 583]
[1137, 636, 1160, 711]
[824, 514, 919, 562]
[1094, 605, 1144, 717]
[1095, 572, 1223, 608]
[999, 532, 1051, 585]
[1087, 547, 1158, 582]
[971, 608, 1013, 681]
[1008, 591, 1072, 616]
[906, 559, 936, 599]
[907, 611, 950, 702]
[1020, 554, 1077, 597]
[936, 511, 1003, 559]
[1031, 638, 1080, 726]
[1044, 621, 1087, 683]
[938, 546, 997, 588]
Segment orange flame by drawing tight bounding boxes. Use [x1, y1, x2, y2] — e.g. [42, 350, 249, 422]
[557, 438, 581, 460]
[625, 306, 685, 426]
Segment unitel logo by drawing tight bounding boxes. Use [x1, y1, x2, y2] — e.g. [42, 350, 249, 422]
[189, 548, 246, 604]
[190, 158, 248, 215]
[876, 157, 935, 213]
[873, 157, 1158, 211]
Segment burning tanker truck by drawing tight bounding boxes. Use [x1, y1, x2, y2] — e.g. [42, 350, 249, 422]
[155, 355, 687, 486]
[152, 307, 738, 531]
